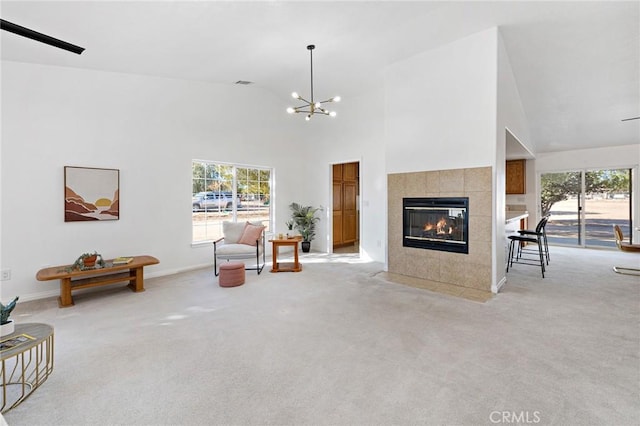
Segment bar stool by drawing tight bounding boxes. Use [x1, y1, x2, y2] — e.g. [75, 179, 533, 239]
[507, 217, 548, 278]
[517, 215, 550, 265]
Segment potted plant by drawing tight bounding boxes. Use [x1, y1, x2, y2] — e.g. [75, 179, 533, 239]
[1, 296, 19, 337]
[285, 220, 295, 238]
[66, 251, 105, 272]
[289, 202, 320, 252]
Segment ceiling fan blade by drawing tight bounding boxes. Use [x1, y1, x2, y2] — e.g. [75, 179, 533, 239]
[1, 18, 85, 55]
[621, 116, 640, 122]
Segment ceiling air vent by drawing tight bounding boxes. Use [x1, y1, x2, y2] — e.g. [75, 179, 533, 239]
[235, 80, 253, 85]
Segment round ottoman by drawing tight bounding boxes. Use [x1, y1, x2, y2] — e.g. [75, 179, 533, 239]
[219, 262, 245, 287]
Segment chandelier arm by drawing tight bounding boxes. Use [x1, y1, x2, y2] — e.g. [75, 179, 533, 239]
[318, 98, 336, 104]
[295, 96, 312, 105]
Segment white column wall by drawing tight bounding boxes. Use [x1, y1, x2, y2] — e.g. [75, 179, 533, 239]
[496, 30, 533, 292]
[384, 28, 498, 174]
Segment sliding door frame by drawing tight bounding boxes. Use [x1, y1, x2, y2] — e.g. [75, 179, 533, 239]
[538, 166, 636, 248]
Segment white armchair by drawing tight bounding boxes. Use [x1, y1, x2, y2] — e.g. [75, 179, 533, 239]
[213, 221, 266, 276]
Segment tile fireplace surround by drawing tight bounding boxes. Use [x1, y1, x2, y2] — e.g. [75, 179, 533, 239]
[388, 167, 492, 292]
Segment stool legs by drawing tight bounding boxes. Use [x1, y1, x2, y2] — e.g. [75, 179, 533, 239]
[506, 236, 545, 278]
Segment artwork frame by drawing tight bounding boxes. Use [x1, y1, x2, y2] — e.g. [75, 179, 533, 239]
[64, 166, 120, 222]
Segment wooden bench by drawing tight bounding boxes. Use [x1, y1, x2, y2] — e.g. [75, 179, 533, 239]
[36, 255, 159, 307]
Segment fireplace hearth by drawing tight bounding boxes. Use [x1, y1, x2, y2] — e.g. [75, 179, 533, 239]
[403, 197, 469, 254]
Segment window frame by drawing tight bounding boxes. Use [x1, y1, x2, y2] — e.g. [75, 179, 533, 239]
[192, 159, 273, 245]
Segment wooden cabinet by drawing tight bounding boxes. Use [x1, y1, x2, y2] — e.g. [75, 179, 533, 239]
[333, 162, 359, 247]
[506, 159, 526, 194]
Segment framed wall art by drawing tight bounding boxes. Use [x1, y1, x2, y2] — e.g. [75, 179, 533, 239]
[64, 166, 120, 222]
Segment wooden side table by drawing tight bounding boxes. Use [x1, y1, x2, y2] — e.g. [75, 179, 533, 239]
[1, 323, 54, 413]
[269, 236, 302, 272]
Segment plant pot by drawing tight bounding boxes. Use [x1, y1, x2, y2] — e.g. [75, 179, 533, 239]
[301, 241, 311, 253]
[83, 255, 97, 268]
[0, 320, 14, 337]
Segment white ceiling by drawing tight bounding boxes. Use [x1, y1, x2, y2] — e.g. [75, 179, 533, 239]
[1, 1, 638, 156]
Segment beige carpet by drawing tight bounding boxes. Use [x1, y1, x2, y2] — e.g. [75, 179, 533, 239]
[3, 246, 639, 425]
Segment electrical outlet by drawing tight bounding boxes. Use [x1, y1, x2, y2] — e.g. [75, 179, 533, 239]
[1, 269, 11, 281]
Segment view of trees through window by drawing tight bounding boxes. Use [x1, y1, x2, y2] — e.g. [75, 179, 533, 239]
[192, 161, 271, 243]
[541, 168, 632, 247]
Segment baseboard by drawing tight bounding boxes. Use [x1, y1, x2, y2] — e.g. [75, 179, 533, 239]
[17, 289, 61, 303]
[493, 276, 507, 294]
[145, 263, 213, 279]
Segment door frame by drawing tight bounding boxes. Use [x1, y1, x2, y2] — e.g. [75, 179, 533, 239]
[329, 159, 362, 254]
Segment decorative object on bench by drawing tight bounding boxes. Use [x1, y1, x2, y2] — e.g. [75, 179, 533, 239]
[289, 202, 320, 253]
[612, 224, 640, 275]
[213, 221, 266, 276]
[66, 251, 105, 271]
[0, 296, 18, 337]
[218, 262, 246, 287]
[36, 255, 159, 307]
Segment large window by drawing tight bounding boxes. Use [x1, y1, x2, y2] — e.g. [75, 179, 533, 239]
[192, 160, 272, 243]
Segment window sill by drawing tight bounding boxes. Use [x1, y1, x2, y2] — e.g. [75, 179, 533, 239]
[191, 241, 213, 248]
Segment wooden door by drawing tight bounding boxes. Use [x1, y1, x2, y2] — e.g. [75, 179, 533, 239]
[342, 181, 357, 243]
[333, 178, 343, 246]
[332, 162, 359, 247]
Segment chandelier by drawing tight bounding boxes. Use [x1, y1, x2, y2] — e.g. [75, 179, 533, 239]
[287, 44, 340, 121]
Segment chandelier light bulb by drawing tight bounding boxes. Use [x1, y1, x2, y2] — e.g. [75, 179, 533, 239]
[329, 111, 337, 117]
[305, 114, 311, 121]
[291, 92, 300, 99]
[286, 107, 295, 114]
[333, 96, 341, 102]
[315, 102, 322, 108]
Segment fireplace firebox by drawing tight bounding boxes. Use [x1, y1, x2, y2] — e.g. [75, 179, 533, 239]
[403, 197, 469, 254]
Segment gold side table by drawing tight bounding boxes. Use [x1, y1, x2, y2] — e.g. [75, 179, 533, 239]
[1, 323, 54, 413]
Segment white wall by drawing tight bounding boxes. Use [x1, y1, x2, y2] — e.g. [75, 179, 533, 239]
[496, 30, 533, 291]
[292, 88, 387, 261]
[0, 60, 392, 304]
[0, 61, 305, 301]
[384, 28, 498, 174]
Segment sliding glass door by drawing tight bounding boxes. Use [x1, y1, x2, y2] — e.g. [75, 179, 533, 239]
[541, 171, 582, 245]
[541, 168, 632, 248]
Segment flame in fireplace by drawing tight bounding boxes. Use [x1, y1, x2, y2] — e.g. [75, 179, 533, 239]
[424, 217, 452, 235]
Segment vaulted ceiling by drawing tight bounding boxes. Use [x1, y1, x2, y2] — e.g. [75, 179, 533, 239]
[1, 1, 638, 155]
